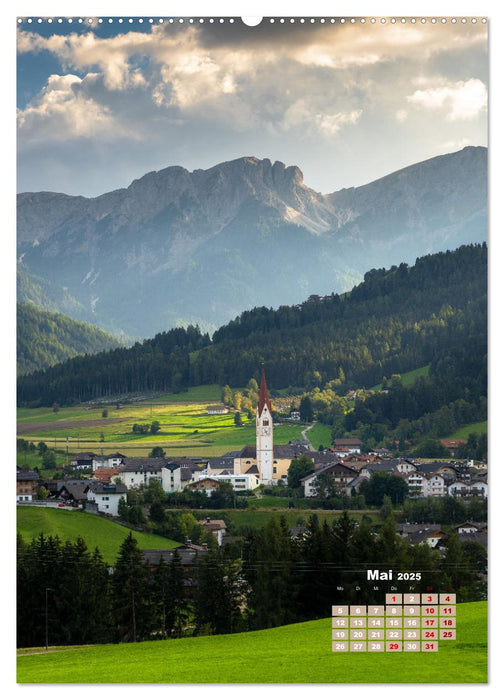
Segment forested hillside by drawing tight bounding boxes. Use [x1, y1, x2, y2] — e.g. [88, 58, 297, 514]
[17, 304, 123, 375]
[17, 244, 486, 411]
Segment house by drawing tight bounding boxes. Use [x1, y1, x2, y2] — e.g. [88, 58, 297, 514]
[192, 472, 260, 492]
[93, 467, 120, 483]
[70, 452, 97, 470]
[416, 462, 458, 481]
[455, 522, 487, 535]
[301, 462, 358, 497]
[440, 439, 466, 457]
[186, 477, 221, 496]
[331, 438, 362, 456]
[56, 479, 94, 506]
[142, 542, 209, 597]
[16, 469, 40, 502]
[197, 517, 227, 546]
[448, 479, 488, 499]
[207, 457, 235, 475]
[398, 524, 445, 548]
[424, 474, 446, 498]
[206, 405, 229, 415]
[87, 482, 128, 516]
[118, 457, 200, 493]
[92, 452, 127, 470]
[289, 410, 300, 421]
[359, 461, 401, 479]
[457, 531, 488, 550]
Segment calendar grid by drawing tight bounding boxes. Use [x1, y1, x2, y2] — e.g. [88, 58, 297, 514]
[331, 593, 456, 652]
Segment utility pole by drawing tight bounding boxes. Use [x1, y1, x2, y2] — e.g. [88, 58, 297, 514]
[45, 587, 51, 652]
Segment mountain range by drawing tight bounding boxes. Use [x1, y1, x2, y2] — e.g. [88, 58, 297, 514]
[17, 146, 487, 338]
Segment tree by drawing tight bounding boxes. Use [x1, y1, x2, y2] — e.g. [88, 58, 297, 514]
[42, 450, 57, 470]
[52, 403, 59, 413]
[150, 420, 161, 435]
[153, 550, 188, 638]
[102, 408, 108, 418]
[37, 441, 48, 455]
[149, 501, 165, 523]
[37, 485, 50, 500]
[111, 533, 153, 642]
[299, 396, 314, 422]
[221, 384, 233, 406]
[313, 472, 337, 500]
[233, 392, 243, 411]
[194, 548, 243, 635]
[234, 411, 243, 427]
[380, 494, 393, 520]
[149, 446, 166, 458]
[287, 456, 313, 489]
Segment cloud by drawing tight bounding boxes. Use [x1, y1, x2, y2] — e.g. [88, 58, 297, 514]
[407, 78, 487, 121]
[281, 99, 362, 135]
[17, 73, 130, 141]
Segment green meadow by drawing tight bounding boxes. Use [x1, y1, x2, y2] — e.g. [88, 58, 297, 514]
[16, 507, 179, 564]
[17, 399, 306, 458]
[446, 421, 488, 440]
[369, 365, 430, 392]
[17, 601, 487, 683]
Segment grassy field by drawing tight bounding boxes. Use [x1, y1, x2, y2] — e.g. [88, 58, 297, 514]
[369, 365, 430, 392]
[17, 399, 308, 459]
[446, 421, 488, 439]
[17, 601, 487, 683]
[16, 507, 179, 564]
[305, 422, 333, 449]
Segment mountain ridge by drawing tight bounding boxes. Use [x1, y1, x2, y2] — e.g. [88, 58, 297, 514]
[17, 146, 487, 337]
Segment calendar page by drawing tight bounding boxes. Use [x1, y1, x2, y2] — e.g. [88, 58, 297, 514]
[16, 12, 488, 686]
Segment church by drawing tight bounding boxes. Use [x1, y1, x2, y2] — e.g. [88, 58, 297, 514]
[221, 369, 312, 484]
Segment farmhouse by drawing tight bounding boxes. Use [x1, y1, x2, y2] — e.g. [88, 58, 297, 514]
[16, 469, 40, 502]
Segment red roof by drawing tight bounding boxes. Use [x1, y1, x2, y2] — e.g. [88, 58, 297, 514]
[257, 368, 272, 416]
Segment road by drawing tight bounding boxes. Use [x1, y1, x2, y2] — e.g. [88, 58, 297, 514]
[301, 422, 316, 450]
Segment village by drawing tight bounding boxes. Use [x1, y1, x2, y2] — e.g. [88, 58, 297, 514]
[17, 370, 488, 556]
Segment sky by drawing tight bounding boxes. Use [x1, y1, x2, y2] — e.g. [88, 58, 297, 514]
[16, 15, 488, 197]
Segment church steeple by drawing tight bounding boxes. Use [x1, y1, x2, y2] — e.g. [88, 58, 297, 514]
[256, 368, 274, 483]
[257, 367, 272, 417]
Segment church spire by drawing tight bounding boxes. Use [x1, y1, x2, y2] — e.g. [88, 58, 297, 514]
[257, 367, 272, 417]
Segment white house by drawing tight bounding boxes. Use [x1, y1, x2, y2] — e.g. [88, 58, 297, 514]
[423, 474, 446, 498]
[448, 479, 488, 499]
[92, 453, 126, 470]
[87, 483, 128, 516]
[191, 472, 260, 492]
